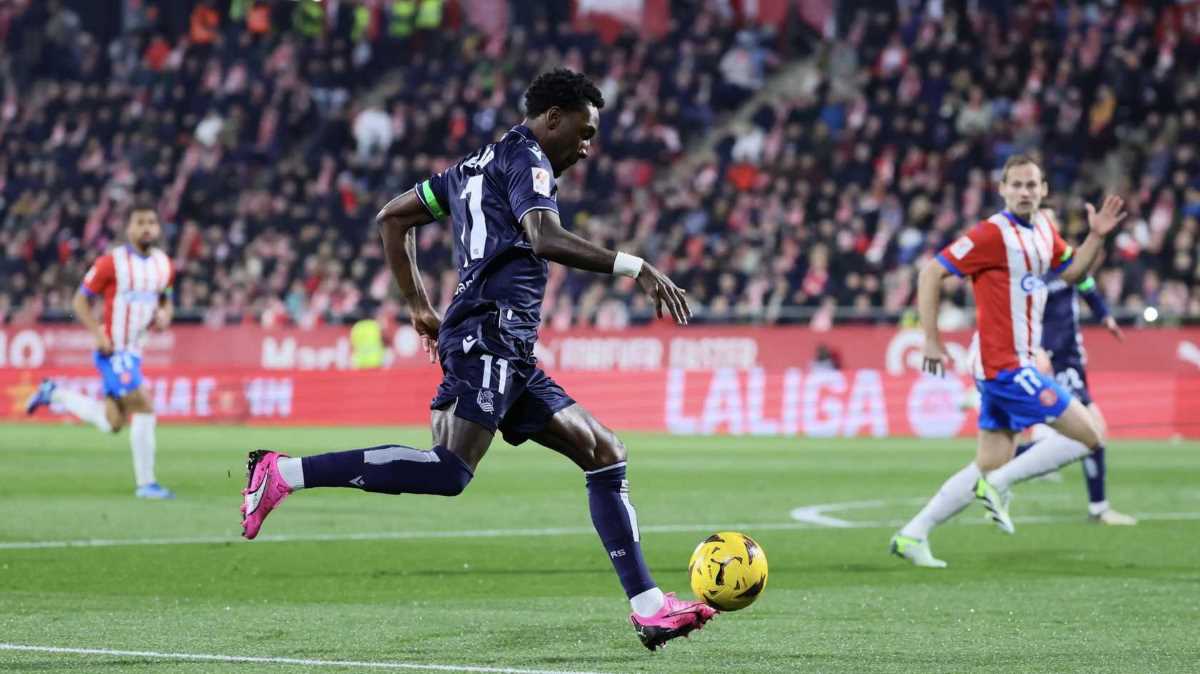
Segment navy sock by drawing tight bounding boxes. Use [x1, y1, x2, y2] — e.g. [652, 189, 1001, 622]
[1082, 446, 1106, 504]
[301, 445, 473, 496]
[1014, 442, 1033, 457]
[586, 463, 656, 599]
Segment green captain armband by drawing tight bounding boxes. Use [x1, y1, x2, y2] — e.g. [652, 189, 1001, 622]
[419, 180, 447, 219]
[1077, 276, 1096, 292]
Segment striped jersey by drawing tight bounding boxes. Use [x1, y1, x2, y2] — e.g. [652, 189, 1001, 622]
[936, 209, 1073, 379]
[81, 245, 175, 355]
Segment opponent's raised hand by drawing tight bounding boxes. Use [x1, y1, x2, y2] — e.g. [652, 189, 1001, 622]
[1085, 195, 1126, 237]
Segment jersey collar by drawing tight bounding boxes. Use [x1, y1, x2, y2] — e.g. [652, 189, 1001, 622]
[124, 244, 153, 260]
[511, 124, 537, 142]
[1001, 210, 1034, 229]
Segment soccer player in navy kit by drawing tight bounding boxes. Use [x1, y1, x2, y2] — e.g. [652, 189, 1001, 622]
[985, 270, 1137, 525]
[238, 69, 715, 650]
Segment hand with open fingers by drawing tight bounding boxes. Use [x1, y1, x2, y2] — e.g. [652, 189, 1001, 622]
[635, 263, 692, 325]
[1085, 195, 1127, 237]
[922, 340, 951, 377]
[410, 305, 442, 363]
[1103, 315, 1125, 342]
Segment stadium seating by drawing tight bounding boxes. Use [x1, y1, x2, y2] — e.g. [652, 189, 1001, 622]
[1, 1, 1198, 327]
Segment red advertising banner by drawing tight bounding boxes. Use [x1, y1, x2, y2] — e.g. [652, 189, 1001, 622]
[3, 325, 1200, 374]
[3, 366, 1196, 439]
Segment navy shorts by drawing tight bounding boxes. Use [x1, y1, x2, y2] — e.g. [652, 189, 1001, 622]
[431, 305, 574, 445]
[94, 350, 143, 399]
[1051, 355, 1093, 406]
[977, 366, 1073, 432]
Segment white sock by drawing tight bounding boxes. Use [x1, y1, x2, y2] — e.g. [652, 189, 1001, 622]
[987, 432, 1091, 492]
[51, 388, 113, 433]
[277, 457, 305, 490]
[630, 587, 665, 617]
[899, 462, 981, 540]
[1088, 500, 1109, 516]
[130, 413, 157, 487]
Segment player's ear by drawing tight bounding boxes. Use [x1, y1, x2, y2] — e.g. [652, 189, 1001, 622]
[545, 106, 561, 131]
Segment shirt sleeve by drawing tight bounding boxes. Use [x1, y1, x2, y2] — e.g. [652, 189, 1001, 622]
[1077, 276, 1110, 319]
[505, 145, 559, 223]
[163, 258, 176, 298]
[1043, 211, 1074, 274]
[413, 170, 450, 220]
[81, 255, 115, 296]
[936, 220, 1006, 278]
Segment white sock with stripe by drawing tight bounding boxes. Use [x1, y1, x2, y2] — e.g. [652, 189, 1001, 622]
[899, 462, 981, 540]
[51, 388, 113, 433]
[130, 413, 157, 487]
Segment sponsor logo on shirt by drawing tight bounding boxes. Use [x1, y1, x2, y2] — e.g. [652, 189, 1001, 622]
[1020, 272, 1047, 293]
[531, 167, 551, 197]
[950, 236, 974, 259]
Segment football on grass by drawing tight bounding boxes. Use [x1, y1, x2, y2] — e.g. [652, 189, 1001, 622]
[688, 531, 768, 611]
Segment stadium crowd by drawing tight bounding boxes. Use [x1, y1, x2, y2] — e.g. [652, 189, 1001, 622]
[1, 0, 1198, 329]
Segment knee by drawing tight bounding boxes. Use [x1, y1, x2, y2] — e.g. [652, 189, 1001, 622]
[977, 456, 1006, 473]
[436, 471, 472, 497]
[433, 453, 474, 497]
[591, 433, 627, 469]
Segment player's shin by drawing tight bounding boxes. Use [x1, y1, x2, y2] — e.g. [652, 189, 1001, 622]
[987, 434, 1092, 492]
[899, 462, 981, 540]
[584, 462, 662, 615]
[1083, 448, 1107, 514]
[297, 444, 473, 495]
[130, 413, 157, 486]
[51, 388, 113, 433]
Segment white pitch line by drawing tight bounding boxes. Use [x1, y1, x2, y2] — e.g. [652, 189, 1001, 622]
[0, 644, 610, 674]
[1, 512, 1198, 551]
[0, 521, 825, 551]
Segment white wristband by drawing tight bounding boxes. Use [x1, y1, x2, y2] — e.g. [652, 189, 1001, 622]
[613, 252, 644, 278]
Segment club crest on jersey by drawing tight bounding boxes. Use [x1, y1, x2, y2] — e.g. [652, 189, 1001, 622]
[949, 236, 974, 259]
[476, 389, 495, 414]
[531, 167, 551, 197]
[1020, 272, 1047, 293]
[1039, 388, 1058, 407]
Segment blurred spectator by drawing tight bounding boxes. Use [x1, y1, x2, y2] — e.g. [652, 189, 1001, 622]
[1, 0, 1198, 331]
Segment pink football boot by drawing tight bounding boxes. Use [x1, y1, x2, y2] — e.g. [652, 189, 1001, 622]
[241, 450, 293, 540]
[629, 592, 718, 651]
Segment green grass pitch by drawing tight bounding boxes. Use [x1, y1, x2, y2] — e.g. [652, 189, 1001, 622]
[1, 423, 1198, 673]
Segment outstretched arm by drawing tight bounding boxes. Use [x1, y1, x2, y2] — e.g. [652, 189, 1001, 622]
[520, 209, 691, 324]
[377, 189, 440, 359]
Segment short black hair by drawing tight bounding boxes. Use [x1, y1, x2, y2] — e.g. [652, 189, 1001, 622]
[523, 68, 604, 118]
[128, 201, 157, 216]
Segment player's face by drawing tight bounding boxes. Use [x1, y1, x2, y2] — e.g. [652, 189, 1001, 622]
[127, 210, 161, 250]
[547, 104, 599, 176]
[998, 163, 1045, 217]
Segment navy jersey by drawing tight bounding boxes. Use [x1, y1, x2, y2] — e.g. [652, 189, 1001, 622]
[413, 125, 559, 350]
[1041, 276, 1109, 367]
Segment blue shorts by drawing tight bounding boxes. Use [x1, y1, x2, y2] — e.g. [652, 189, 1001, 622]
[431, 306, 574, 446]
[977, 366, 1072, 432]
[94, 350, 144, 399]
[1050, 355, 1093, 406]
